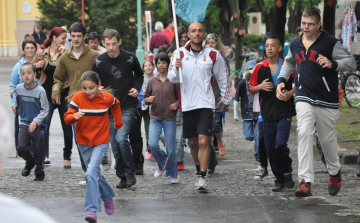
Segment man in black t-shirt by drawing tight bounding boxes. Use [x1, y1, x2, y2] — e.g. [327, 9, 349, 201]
[92, 29, 144, 189]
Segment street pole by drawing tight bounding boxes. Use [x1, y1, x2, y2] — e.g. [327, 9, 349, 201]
[136, 0, 144, 66]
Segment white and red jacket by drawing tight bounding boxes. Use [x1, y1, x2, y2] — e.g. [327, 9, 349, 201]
[168, 41, 231, 112]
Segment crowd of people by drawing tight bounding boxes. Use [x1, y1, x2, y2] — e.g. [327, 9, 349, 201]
[8, 6, 358, 223]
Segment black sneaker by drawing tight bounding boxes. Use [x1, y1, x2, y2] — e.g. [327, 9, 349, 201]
[208, 160, 218, 174]
[34, 174, 45, 181]
[126, 174, 137, 188]
[272, 182, 285, 192]
[135, 166, 144, 175]
[21, 162, 35, 177]
[116, 178, 127, 189]
[295, 179, 312, 197]
[254, 167, 268, 180]
[328, 170, 342, 196]
[284, 172, 295, 188]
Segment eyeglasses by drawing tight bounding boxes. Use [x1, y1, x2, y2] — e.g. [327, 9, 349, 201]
[206, 33, 219, 40]
[301, 21, 319, 27]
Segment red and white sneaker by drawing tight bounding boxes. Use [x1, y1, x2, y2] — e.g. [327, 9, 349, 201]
[295, 179, 312, 197]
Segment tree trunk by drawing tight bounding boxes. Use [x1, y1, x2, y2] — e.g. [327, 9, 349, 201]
[219, 0, 232, 46]
[270, 0, 288, 45]
[287, 1, 302, 34]
[256, 0, 271, 33]
[323, 0, 337, 36]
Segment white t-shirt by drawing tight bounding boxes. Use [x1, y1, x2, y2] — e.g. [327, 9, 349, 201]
[72, 51, 81, 60]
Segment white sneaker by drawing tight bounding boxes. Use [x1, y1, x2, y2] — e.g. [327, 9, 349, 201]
[44, 157, 51, 164]
[102, 146, 112, 171]
[79, 180, 86, 186]
[196, 176, 208, 190]
[194, 174, 200, 187]
[170, 176, 180, 184]
[154, 168, 164, 178]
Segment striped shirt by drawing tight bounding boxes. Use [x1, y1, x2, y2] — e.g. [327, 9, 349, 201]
[64, 91, 123, 147]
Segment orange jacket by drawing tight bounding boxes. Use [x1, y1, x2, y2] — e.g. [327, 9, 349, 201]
[64, 91, 123, 147]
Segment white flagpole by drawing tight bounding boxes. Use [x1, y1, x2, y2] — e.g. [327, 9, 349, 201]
[171, 0, 183, 83]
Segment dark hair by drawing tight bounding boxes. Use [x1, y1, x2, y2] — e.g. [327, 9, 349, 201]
[103, 29, 120, 41]
[81, 71, 101, 85]
[41, 25, 46, 30]
[158, 45, 170, 55]
[22, 39, 37, 51]
[264, 35, 284, 59]
[21, 62, 36, 73]
[142, 59, 154, 71]
[303, 6, 321, 22]
[88, 32, 100, 41]
[167, 18, 174, 25]
[171, 26, 188, 47]
[295, 26, 302, 34]
[155, 52, 170, 69]
[24, 34, 31, 39]
[43, 27, 67, 48]
[166, 45, 176, 56]
[69, 22, 87, 36]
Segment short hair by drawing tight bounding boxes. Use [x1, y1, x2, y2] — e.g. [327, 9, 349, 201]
[166, 45, 176, 55]
[88, 32, 100, 41]
[24, 34, 31, 39]
[155, 52, 170, 69]
[69, 22, 87, 36]
[158, 45, 170, 54]
[265, 35, 284, 59]
[167, 18, 174, 25]
[22, 39, 37, 51]
[295, 26, 302, 34]
[21, 62, 36, 73]
[155, 21, 164, 31]
[102, 29, 120, 41]
[302, 6, 321, 22]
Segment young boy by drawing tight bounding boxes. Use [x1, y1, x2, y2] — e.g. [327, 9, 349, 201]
[16, 63, 49, 181]
[249, 35, 296, 192]
[234, 60, 259, 162]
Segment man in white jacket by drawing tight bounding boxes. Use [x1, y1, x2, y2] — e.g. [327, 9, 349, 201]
[168, 22, 231, 190]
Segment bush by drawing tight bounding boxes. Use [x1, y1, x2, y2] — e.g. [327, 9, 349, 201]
[244, 34, 264, 49]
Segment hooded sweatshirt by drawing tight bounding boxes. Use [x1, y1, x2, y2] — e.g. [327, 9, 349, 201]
[52, 44, 98, 101]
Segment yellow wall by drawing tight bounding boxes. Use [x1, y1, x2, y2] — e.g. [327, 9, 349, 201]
[16, 0, 42, 18]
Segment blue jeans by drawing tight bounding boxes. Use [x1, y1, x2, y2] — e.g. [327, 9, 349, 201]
[72, 123, 87, 172]
[148, 119, 178, 178]
[44, 99, 73, 159]
[263, 118, 293, 182]
[79, 142, 114, 212]
[109, 110, 136, 179]
[243, 120, 259, 158]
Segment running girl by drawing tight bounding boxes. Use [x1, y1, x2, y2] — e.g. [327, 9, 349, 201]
[64, 71, 123, 223]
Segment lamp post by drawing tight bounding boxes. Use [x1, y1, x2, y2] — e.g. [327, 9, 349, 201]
[136, 0, 144, 66]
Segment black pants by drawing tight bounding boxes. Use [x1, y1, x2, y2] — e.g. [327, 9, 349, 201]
[129, 108, 144, 169]
[17, 125, 46, 177]
[208, 138, 218, 169]
[258, 122, 268, 168]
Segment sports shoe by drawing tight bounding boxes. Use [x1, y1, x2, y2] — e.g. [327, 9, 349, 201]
[103, 199, 114, 215]
[284, 172, 295, 188]
[21, 162, 35, 177]
[324, 164, 329, 174]
[79, 180, 86, 186]
[218, 144, 226, 156]
[102, 154, 111, 171]
[44, 157, 51, 164]
[272, 181, 285, 192]
[116, 178, 126, 189]
[177, 164, 185, 171]
[295, 179, 312, 197]
[194, 173, 200, 187]
[34, 174, 45, 181]
[196, 176, 208, 190]
[170, 177, 180, 184]
[135, 166, 144, 175]
[154, 168, 164, 178]
[85, 211, 97, 223]
[126, 174, 137, 188]
[328, 170, 342, 196]
[254, 167, 268, 180]
[145, 151, 152, 160]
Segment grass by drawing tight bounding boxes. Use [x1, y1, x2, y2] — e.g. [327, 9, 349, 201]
[335, 103, 360, 140]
